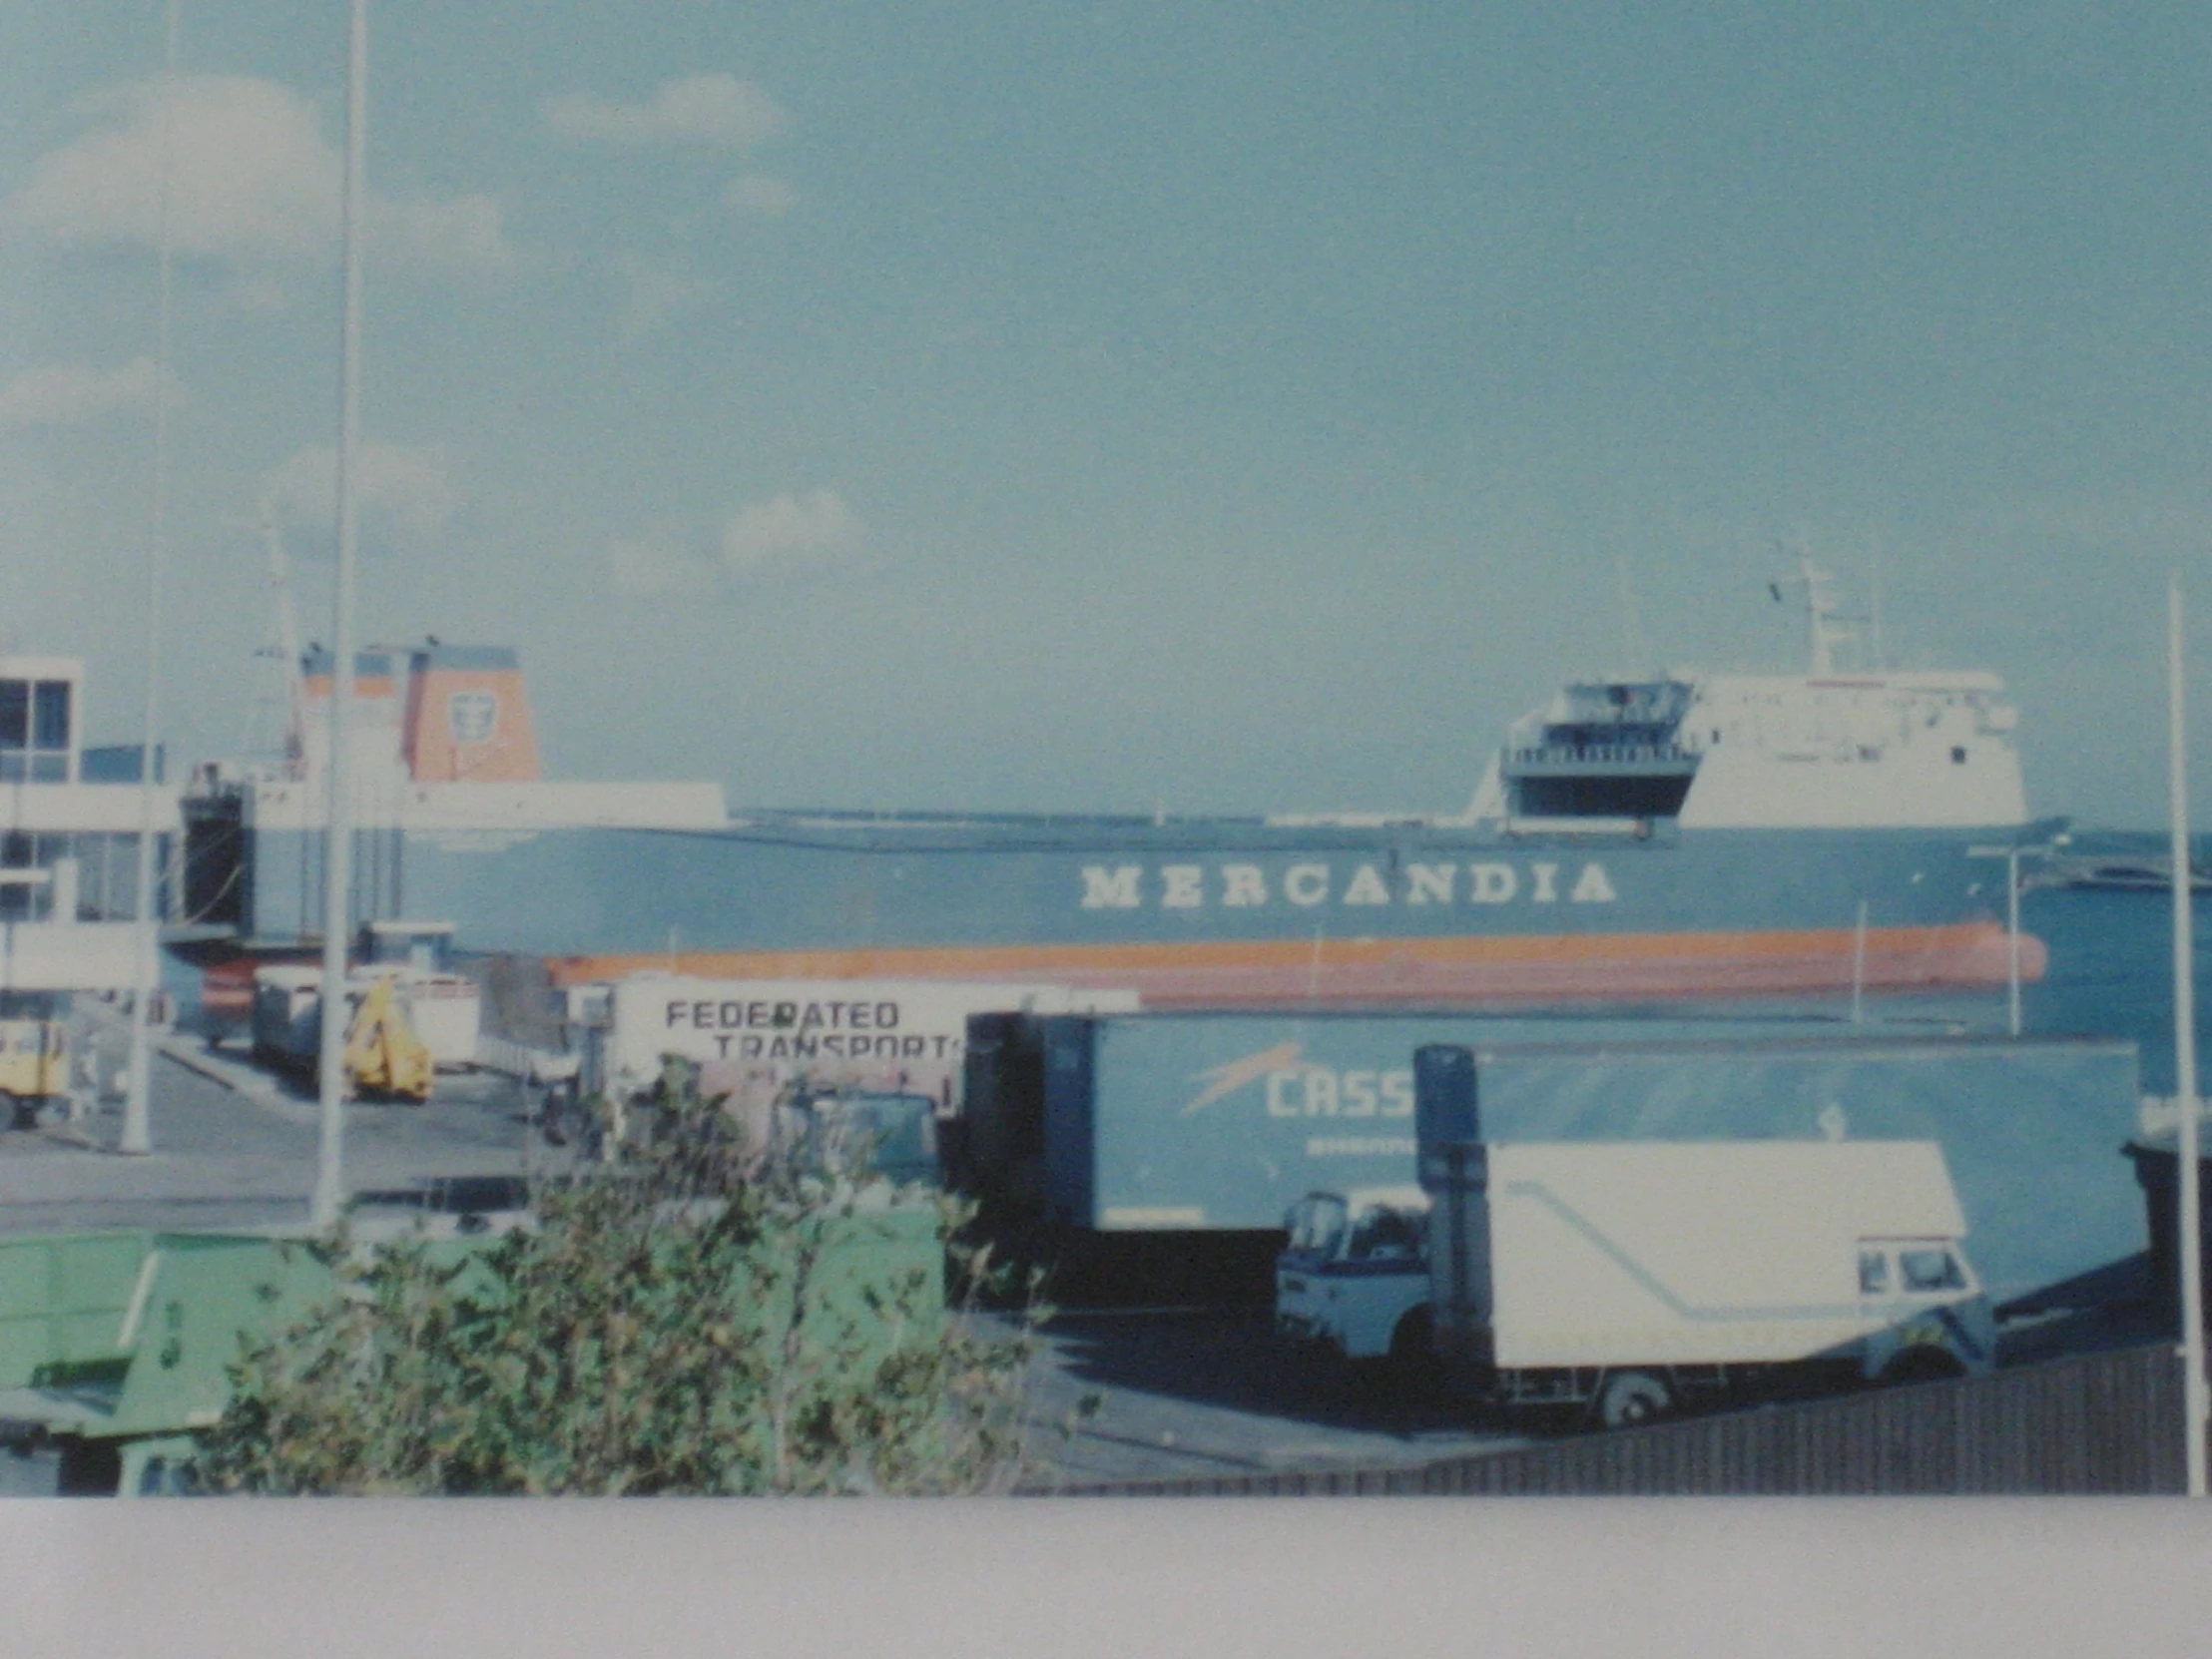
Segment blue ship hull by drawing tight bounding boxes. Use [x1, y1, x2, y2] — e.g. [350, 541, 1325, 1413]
[217, 813, 2050, 1007]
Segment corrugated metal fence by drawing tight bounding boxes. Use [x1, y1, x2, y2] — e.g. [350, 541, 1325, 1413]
[472, 1033, 545, 1080]
[1033, 1343, 2187, 1496]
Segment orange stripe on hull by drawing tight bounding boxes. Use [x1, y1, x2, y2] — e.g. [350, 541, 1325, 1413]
[547, 922, 2042, 1006]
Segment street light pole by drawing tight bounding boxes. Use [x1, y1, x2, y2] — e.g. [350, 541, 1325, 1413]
[1849, 898, 1867, 1024]
[1968, 841, 2049, 1038]
[121, 0, 182, 1157]
[2168, 576, 2207, 1498]
[311, 0, 369, 1231]
[2005, 845, 2022, 1038]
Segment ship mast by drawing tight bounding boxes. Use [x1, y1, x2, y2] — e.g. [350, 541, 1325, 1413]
[1774, 541, 1856, 677]
[259, 495, 307, 778]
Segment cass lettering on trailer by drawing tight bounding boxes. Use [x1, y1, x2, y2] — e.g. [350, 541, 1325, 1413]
[1180, 1044, 1414, 1122]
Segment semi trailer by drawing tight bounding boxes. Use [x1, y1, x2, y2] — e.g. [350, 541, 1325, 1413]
[961, 1009, 2138, 1307]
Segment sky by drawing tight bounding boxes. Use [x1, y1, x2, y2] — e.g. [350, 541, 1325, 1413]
[3, 3, 2212, 823]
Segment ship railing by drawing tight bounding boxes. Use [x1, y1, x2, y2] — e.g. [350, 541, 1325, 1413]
[1508, 743, 1696, 767]
[1500, 815, 1657, 839]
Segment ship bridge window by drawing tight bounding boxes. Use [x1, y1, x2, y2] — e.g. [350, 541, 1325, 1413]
[1513, 775, 1694, 817]
[0, 679, 71, 783]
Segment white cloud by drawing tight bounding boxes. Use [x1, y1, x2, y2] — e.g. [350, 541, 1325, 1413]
[546, 74, 788, 150]
[720, 490, 869, 582]
[0, 356, 181, 429]
[723, 175, 798, 216]
[1, 75, 517, 278]
[615, 257, 708, 337]
[227, 273, 291, 312]
[608, 538, 713, 598]
[607, 490, 874, 597]
[263, 442, 461, 549]
[367, 193, 516, 280]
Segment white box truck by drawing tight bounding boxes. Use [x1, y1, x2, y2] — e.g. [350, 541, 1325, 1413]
[1275, 1186, 1434, 1378]
[251, 963, 482, 1076]
[1423, 1139, 1996, 1428]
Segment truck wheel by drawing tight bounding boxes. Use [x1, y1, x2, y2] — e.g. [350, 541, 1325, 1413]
[1385, 1308, 1445, 1393]
[1879, 1348, 1965, 1388]
[0, 1091, 26, 1132]
[1597, 1370, 1672, 1429]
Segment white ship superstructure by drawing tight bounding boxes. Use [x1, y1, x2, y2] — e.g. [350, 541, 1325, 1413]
[1470, 553, 2031, 832]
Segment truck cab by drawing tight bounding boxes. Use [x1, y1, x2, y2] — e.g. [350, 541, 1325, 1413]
[1275, 1186, 1433, 1373]
[1852, 1234, 1995, 1383]
[777, 1087, 941, 1192]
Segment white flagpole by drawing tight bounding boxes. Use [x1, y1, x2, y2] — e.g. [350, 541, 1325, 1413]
[2006, 845, 2022, 1038]
[1850, 898, 1867, 1024]
[120, 0, 182, 1157]
[312, 0, 369, 1230]
[2168, 576, 2206, 1496]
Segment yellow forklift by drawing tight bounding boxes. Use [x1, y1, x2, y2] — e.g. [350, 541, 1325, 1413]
[342, 973, 434, 1103]
[0, 1013, 69, 1130]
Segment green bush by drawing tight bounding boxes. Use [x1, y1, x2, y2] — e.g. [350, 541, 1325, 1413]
[192, 1074, 1047, 1495]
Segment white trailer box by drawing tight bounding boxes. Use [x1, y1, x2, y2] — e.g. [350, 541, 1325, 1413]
[250, 963, 482, 1074]
[1429, 1139, 1994, 1426]
[397, 972, 482, 1070]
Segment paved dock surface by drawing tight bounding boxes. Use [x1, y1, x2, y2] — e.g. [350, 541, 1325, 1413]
[1013, 1309, 1524, 1486]
[0, 1005, 536, 1237]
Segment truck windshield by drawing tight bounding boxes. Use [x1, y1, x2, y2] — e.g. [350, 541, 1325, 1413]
[780, 1093, 939, 1188]
[1345, 1203, 1426, 1264]
[1858, 1240, 1971, 1297]
[1284, 1195, 1348, 1259]
[1899, 1248, 1966, 1294]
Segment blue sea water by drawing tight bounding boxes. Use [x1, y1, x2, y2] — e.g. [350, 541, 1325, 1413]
[1678, 833, 2208, 1099]
[1747, 894, 2182, 1097]
[1936, 832, 2212, 1099]
[1592, 831, 2194, 1106]
[2018, 884, 2198, 1097]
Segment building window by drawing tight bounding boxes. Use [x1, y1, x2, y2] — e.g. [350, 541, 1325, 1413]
[0, 678, 71, 782]
[33, 681, 69, 749]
